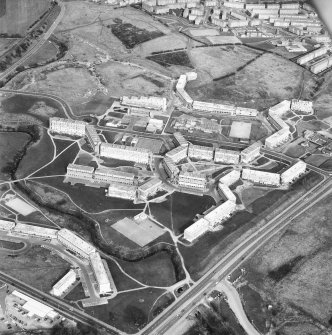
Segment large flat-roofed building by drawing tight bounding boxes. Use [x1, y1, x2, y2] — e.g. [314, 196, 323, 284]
[49, 118, 86, 137]
[50, 269, 77, 297]
[85, 125, 102, 152]
[121, 96, 167, 112]
[89, 252, 114, 295]
[218, 184, 236, 202]
[12, 223, 58, 240]
[178, 172, 207, 191]
[107, 183, 137, 200]
[99, 143, 151, 164]
[183, 218, 210, 243]
[214, 148, 240, 164]
[0, 219, 15, 231]
[188, 144, 214, 161]
[176, 75, 193, 106]
[205, 200, 237, 228]
[219, 170, 241, 186]
[66, 164, 94, 180]
[241, 142, 261, 164]
[242, 168, 280, 186]
[138, 178, 162, 200]
[265, 128, 291, 149]
[235, 107, 258, 117]
[291, 100, 313, 114]
[166, 146, 188, 163]
[281, 161, 306, 184]
[57, 229, 96, 259]
[269, 100, 291, 116]
[193, 101, 236, 115]
[163, 157, 180, 179]
[94, 168, 135, 185]
[173, 132, 188, 147]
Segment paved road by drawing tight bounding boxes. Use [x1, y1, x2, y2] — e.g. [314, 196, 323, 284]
[0, 2, 65, 82]
[140, 176, 332, 335]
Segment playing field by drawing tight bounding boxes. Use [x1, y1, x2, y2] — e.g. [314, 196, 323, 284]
[3, 195, 36, 216]
[229, 121, 252, 139]
[112, 217, 165, 246]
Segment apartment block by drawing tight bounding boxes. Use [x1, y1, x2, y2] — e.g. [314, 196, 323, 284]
[49, 117, 86, 137]
[214, 148, 240, 164]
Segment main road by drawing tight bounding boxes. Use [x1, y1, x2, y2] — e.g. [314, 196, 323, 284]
[140, 175, 332, 335]
[0, 2, 65, 82]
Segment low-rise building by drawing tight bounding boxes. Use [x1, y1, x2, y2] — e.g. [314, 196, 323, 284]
[49, 117, 86, 137]
[138, 178, 162, 199]
[50, 269, 77, 297]
[85, 125, 102, 152]
[166, 145, 188, 163]
[178, 172, 207, 191]
[173, 132, 188, 147]
[107, 183, 137, 200]
[265, 128, 291, 149]
[242, 168, 280, 186]
[183, 218, 210, 242]
[291, 99, 313, 114]
[188, 144, 214, 161]
[66, 164, 94, 180]
[99, 143, 151, 164]
[241, 142, 261, 163]
[163, 157, 180, 179]
[12, 223, 58, 240]
[219, 169, 241, 186]
[204, 200, 237, 228]
[89, 252, 114, 295]
[0, 219, 15, 231]
[57, 229, 96, 259]
[214, 148, 240, 164]
[121, 96, 167, 112]
[94, 168, 135, 185]
[218, 184, 236, 202]
[281, 161, 306, 184]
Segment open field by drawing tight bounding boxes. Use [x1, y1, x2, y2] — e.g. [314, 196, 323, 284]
[147, 51, 193, 69]
[0, 239, 24, 251]
[240, 193, 332, 334]
[150, 192, 215, 235]
[24, 40, 58, 66]
[85, 288, 169, 333]
[187, 53, 316, 110]
[0, 246, 70, 292]
[0, 132, 30, 180]
[118, 251, 177, 287]
[296, 119, 329, 136]
[313, 72, 332, 120]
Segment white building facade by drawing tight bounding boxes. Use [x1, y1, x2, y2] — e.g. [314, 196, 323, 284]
[49, 118, 86, 137]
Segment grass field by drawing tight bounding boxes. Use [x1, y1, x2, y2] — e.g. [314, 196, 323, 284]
[241, 193, 332, 334]
[24, 40, 58, 66]
[150, 192, 215, 235]
[0, 246, 70, 292]
[0, 132, 30, 181]
[0, 239, 24, 251]
[147, 51, 193, 68]
[85, 288, 168, 333]
[118, 251, 177, 287]
[16, 128, 55, 179]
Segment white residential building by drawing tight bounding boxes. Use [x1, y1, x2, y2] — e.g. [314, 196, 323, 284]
[163, 157, 180, 179]
[235, 106, 258, 117]
[107, 183, 137, 200]
[214, 148, 240, 164]
[173, 132, 188, 147]
[138, 178, 162, 199]
[166, 146, 188, 163]
[297, 46, 328, 65]
[85, 125, 102, 152]
[281, 161, 306, 184]
[178, 172, 207, 191]
[94, 168, 135, 185]
[89, 252, 113, 295]
[99, 143, 151, 164]
[219, 169, 241, 186]
[50, 269, 77, 297]
[193, 101, 236, 115]
[66, 164, 94, 180]
[241, 142, 261, 164]
[183, 218, 210, 242]
[57, 229, 96, 259]
[0, 219, 15, 231]
[49, 118, 86, 137]
[242, 168, 280, 186]
[269, 100, 291, 116]
[291, 100, 313, 114]
[188, 144, 214, 161]
[204, 200, 237, 228]
[265, 128, 291, 149]
[218, 184, 236, 202]
[12, 223, 58, 240]
[121, 96, 167, 112]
